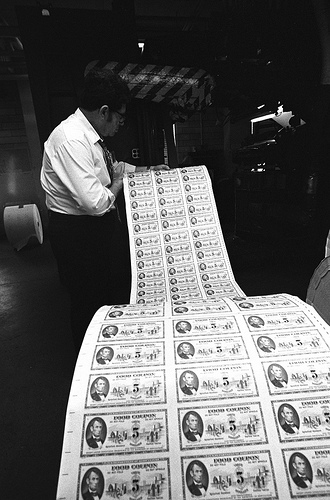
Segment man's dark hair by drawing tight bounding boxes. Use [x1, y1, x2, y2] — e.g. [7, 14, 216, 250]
[189, 460, 203, 473]
[86, 467, 100, 480]
[90, 418, 103, 429]
[79, 68, 131, 111]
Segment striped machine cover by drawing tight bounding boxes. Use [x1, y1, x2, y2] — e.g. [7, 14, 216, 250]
[85, 60, 214, 119]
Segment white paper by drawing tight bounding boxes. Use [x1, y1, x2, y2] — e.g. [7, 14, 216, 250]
[56, 167, 330, 500]
[125, 166, 244, 304]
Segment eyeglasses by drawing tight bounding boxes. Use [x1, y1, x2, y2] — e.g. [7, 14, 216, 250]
[115, 110, 126, 123]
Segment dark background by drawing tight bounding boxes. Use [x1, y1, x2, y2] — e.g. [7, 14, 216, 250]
[1, 2, 330, 499]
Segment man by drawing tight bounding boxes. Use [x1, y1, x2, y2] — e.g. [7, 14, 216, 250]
[176, 321, 192, 334]
[269, 364, 287, 388]
[108, 310, 124, 318]
[82, 468, 102, 500]
[258, 336, 276, 353]
[87, 419, 105, 449]
[102, 325, 118, 338]
[91, 377, 108, 401]
[40, 67, 168, 352]
[184, 413, 202, 441]
[280, 405, 299, 434]
[96, 346, 114, 365]
[239, 302, 254, 309]
[187, 461, 207, 496]
[291, 454, 312, 489]
[248, 316, 265, 328]
[174, 306, 189, 314]
[178, 343, 194, 359]
[181, 371, 198, 395]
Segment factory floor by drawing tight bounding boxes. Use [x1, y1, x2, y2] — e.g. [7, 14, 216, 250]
[0, 224, 327, 500]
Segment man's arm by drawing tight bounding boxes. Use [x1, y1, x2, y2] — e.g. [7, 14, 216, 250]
[107, 169, 124, 199]
[113, 161, 170, 173]
[136, 164, 170, 172]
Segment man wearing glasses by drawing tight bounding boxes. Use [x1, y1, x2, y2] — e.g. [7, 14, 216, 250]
[41, 68, 168, 352]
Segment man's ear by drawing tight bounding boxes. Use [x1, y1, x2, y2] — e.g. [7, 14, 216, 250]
[99, 105, 109, 119]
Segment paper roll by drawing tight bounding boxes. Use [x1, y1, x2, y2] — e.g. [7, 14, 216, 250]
[3, 203, 43, 251]
[325, 229, 330, 258]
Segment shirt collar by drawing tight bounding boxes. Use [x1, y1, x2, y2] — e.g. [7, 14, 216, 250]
[75, 108, 102, 145]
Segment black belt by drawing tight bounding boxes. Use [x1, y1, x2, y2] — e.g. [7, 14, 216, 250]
[48, 209, 116, 220]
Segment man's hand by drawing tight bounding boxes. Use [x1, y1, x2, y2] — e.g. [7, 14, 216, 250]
[114, 161, 125, 176]
[135, 165, 171, 173]
[113, 167, 124, 181]
[150, 164, 170, 171]
[108, 173, 123, 198]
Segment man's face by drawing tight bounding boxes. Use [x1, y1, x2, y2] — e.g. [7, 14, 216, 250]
[181, 344, 191, 354]
[87, 471, 100, 491]
[107, 326, 117, 335]
[260, 337, 271, 347]
[187, 415, 198, 430]
[272, 366, 283, 379]
[101, 105, 126, 137]
[250, 316, 261, 325]
[184, 373, 194, 386]
[101, 348, 111, 359]
[190, 464, 203, 483]
[95, 379, 106, 392]
[282, 407, 294, 423]
[293, 457, 306, 475]
[91, 421, 103, 437]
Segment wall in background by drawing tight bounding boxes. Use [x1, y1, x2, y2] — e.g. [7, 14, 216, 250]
[0, 80, 43, 238]
[176, 107, 223, 166]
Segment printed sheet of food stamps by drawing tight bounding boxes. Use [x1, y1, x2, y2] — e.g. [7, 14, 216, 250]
[57, 292, 330, 500]
[56, 167, 330, 500]
[124, 166, 244, 305]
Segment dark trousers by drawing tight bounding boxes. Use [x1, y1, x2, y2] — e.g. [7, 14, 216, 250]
[48, 210, 131, 351]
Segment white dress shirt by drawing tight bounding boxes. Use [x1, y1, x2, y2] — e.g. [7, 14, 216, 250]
[40, 108, 136, 216]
